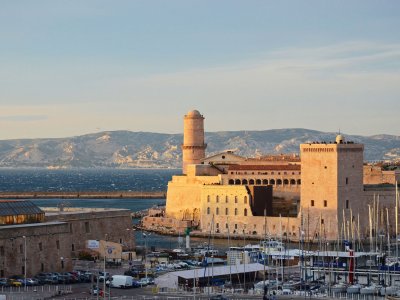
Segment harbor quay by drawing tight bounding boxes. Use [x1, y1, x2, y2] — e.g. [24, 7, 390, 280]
[0, 190, 166, 199]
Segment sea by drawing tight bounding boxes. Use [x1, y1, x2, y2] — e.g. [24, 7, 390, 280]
[0, 168, 236, 251]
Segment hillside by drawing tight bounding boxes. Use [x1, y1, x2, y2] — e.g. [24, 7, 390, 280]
[0, 129, 399, 168]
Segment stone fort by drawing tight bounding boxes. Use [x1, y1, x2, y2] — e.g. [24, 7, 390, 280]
[144, 110, 400, 241]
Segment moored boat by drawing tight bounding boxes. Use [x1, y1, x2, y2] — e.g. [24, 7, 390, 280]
[347, 284, 361, 294]
[360, 285, 378, 295]
[331, 283, 347, 293]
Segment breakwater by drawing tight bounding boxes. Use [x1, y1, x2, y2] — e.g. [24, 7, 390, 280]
[0, 191, 166, 199]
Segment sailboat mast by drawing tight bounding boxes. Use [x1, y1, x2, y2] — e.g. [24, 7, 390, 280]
[368, 205, 373, 251]
[263, 209, 266, 299]
[396, 181, 399, 258]
[227, 216, 232, 285]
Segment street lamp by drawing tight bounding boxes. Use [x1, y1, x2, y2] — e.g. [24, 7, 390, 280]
[22, 236, 27, 292]
[103, 234, 108, 298]
[142, 232, 151, 280]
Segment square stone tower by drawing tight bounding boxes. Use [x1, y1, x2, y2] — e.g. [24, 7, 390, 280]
[300, 135, 364, 241]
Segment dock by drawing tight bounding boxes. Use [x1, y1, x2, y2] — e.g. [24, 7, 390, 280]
[0, 191, 166, 199]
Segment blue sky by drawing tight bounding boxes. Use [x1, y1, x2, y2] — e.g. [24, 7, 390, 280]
[0, 1, 399, 139]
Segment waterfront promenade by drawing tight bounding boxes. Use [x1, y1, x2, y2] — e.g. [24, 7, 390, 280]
[0, 191, 166, 199]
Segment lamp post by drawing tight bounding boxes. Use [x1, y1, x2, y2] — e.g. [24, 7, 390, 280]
[103, 234, 108, 298]
[22, 235, 27, 292]
[142, 232, 151, 280]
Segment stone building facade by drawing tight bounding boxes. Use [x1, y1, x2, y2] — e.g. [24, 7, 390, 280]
[144, 110, 399, 241]
[0, 205, 134, 277]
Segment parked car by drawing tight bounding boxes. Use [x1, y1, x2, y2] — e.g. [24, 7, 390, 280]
[44, 274, 59, 285]
[107, 275, 133, 288]
[131, 280, 141, 288]
[98, 271, 110, 282]
[0, 278, 9, 287]
[139, 277, 154, 286]
[9, 279, 22, 287]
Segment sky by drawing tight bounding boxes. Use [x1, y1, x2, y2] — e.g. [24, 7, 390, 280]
[0, 0, 399, 139]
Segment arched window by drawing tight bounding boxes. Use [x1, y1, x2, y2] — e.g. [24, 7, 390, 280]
[270, 179, 275, 185]
[290, 179, 296, 185]
[244, 208, 248, 216]
[207, 207, 210, 214]
[207, 195, 210, 202]
[216, 195, 219, 203]
[297, 179, 301, 185]
[262, 179, 268, 185]
[228, 179, 234, 185]
[216, 207, 219, 215]
[249, 179, 254, 185]
[283, 179, 289, 185]
[277, 179, 282, 185]
[234, 196, 238, 203]
[235, 179, 241, 185]
[242, 179, 248, 185]
[256, 179, 261, 185]
[235, 208, 238, 216]
[244, 196, 247, 204]
[225, 207, 229, 215]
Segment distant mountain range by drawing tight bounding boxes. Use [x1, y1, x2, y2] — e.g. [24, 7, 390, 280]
[0, 129, 399, 168]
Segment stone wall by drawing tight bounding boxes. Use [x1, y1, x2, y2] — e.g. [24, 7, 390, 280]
[0, 222, 72, 277]
[0, 208, 134, 277]
[45, 209, 134, 256]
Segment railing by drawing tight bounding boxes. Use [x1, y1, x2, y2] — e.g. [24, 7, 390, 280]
[0, 284, 72, 300]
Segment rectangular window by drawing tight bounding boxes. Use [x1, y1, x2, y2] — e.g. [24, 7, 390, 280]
[234, 196, 238, 203]
[216, 196, 219, 203]
[324, 200, 327, 207]
[72, 244, 75, 251]
[39, 242, 42, 251]
[346, 177, 349, 184]
[225, 208, 228, 215]
[56, 240, 60, 250]
[41, 263, 44, 272]
[225, 196, 228, 203]
[0, 270, 3, 277]
[346, 200, 349, 209]
[85, 222, 90, 233]
[234, 224, 238, 229]
[311, 200, 315, 207]
[0, 247, 4, 256]
[20, 244, 23, 254]
[321, 219, 325, 225]
[70, 223, 73, 233]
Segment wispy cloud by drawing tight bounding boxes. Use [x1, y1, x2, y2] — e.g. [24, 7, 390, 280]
[0, 115, 48, 122]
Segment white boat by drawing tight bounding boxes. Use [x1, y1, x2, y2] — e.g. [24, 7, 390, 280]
[192, 245, 219, 256]
[260, 240, 285, 252]
[347, 284, 361, 294]
[380, 286, 399, 296]
[331, 283, 347, 293]
[360, 285, 378, 295]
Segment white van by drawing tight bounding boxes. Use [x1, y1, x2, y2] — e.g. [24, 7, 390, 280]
[108, 275, 133, 288]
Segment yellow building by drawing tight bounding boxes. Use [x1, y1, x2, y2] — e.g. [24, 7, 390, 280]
[144, 110, 398, 241]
